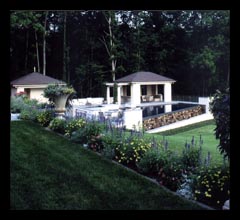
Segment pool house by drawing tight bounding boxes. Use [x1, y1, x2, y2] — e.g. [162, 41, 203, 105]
[105, 71, 176, 106]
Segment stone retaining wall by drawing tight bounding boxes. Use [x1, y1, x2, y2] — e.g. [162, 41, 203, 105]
[143, 105, 205, 131]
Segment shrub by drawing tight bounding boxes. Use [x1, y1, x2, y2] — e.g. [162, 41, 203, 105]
[49, 118, 66, 134]
[115, 136, 151, 167]
[101, 133, 120, 159]
[36, 110, 54, 127]
[137, 147, 171, 175]
[11, 94, 40, 113]
[11, 96, 27, 113]
[65, 118, 86, 137]
[71, 121, 103, 152]
[19, 106, 39, 121]
[158, 159, 184, 191]
[137, 146, 184, 191]
[102, 144, 116, 160]
[210, 88, 230, 158]
[191, 165, 230, 209]
[181, 145, 201, 170]
[23, 98, 39, 107]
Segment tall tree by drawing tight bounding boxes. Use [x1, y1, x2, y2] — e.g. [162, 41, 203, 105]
[34, 30, 40, 72]
[43, 11, 48, 75]
[100, 11, 118, 82]
[63, 11, 67, 82]
[10, 11, 45, 74]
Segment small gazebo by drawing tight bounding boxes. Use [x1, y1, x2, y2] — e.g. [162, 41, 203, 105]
[105, 71, 176, 106]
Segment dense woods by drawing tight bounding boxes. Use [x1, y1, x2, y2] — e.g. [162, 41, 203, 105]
[10, 10, 229, 98]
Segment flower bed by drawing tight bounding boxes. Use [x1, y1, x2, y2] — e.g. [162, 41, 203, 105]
[13, 97, 229, 210]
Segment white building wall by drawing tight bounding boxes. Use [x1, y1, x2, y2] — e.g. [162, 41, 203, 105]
[30, 88, 48, 103]
[198, 97, 213, 114]
[123, 108, 142, 130]
[164, 104, 172, 113]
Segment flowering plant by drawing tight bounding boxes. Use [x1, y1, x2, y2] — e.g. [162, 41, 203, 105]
[43, 84, 76, 100]
[191, 165, 230, 209]
[115, 136, 151, 167]
[64, 118, 86, 137]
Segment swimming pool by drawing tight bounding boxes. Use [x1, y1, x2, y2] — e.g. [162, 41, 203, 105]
[142, 103, 201, 118]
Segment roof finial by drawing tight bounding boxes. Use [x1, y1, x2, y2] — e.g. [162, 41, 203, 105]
[34, 66, 36, 72]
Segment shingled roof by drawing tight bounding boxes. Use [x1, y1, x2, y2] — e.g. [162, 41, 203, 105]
[11, 72, 66, 85]
[115, 71, 175, 83]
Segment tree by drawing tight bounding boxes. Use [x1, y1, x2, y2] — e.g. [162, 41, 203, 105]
[43, 11, 48, 75]
[210, 88, 230, 159]
[10, 11, 46, 74]
[10, 10, 230, 99]
[100, 11, 118, 82]
[62, 11, 70, 83]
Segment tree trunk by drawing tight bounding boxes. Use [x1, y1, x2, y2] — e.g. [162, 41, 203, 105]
[35, 30, 40, 72]
[101, 12, 117, 82]
[108, 14, 117, 82]
[67, 47, 70, 83]
[24, 30, 29, 71]
[43, 11, 48, 75]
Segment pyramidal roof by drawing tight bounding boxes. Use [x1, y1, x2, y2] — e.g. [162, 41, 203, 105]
[11, 72, 66, 85]
[115, 71, 175, 83]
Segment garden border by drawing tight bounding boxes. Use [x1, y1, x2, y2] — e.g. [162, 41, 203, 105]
[44, 122, 216, 210]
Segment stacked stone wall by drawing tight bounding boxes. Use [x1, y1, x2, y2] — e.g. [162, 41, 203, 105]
[143, 105, 205, 131]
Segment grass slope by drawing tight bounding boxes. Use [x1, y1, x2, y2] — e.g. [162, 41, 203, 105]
[10, 121, 206, 210]
[145, 120, 223, 165]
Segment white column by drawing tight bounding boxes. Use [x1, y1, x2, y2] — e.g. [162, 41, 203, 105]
[155, 85, 158, 95]
[164, 83, 172, 103]
[117, 85, 121, 105]
[106, 86, 110, 104]
[131, 83, 141, 106]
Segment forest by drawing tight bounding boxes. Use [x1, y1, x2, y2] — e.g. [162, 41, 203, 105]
[10, 10, 229, 98]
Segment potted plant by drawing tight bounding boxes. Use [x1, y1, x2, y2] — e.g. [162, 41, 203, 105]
[43, 84, 76, 118]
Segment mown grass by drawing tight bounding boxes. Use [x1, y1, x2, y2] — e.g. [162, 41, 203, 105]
[10, 121, 206, 210]
[144, 120, 223, 166]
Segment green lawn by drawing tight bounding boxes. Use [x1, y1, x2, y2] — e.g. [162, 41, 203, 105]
[145, 120, 223, 166]
[10, 121, 207, 210]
